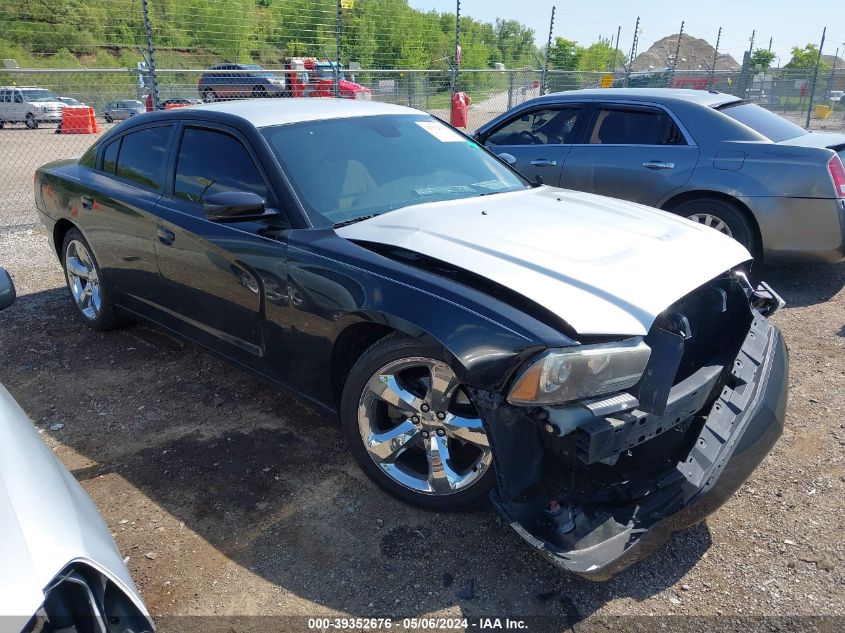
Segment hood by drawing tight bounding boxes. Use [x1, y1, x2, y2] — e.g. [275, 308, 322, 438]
[778, 131, 845, 152]
[337, 187, 751, 336]
[0, 384, 149, 621]
[339, 79, 369, 93]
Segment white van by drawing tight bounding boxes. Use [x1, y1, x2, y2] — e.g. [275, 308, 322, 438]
[0, 86, 65, 129]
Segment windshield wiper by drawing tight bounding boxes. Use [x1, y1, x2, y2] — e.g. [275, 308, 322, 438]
[332, 214, 381, 228]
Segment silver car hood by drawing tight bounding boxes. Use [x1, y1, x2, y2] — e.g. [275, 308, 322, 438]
[337, 187, 751, 336]
[0, 384, 149, 623]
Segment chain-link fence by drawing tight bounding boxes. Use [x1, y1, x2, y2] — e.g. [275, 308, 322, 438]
[1, 1, 843, 226]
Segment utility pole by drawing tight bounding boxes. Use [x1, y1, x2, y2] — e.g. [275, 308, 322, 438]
[140, 0, 159, 107]
[335, 0, 342, 98]
[451, 0, 461, 96]
[670, 21, 685, 83]
[805, 26, 826, 128]
[625, 16, 640, 87]
[611, 25, 621, 72]
[542, 6, 556, 95]
[743, 29, 756, 94]
[768, 37, 773, 52]
[828, 46, 840, 100]
[709, 26, 721, 89]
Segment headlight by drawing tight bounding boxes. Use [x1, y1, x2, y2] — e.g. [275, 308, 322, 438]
[507, 338, 651, 405]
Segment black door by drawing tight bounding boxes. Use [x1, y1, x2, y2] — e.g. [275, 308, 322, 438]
[481, 104, 587, 185]
[76, 123, 174, 320]
[152, 123, 288, 365]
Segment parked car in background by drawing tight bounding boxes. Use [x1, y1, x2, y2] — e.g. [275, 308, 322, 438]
[199, 63, 287, 101]
[57, 96, 86, 108]
[0, 86, 65, 129]
[101, 100, 146, 123]
[35, 99, 788, 578]
[829, 90, 845, 105]
[158, 98, 196, 109]
[475, 88, 845, 263]
[743, 87, 767, 102]
[0, 268, 153, 633]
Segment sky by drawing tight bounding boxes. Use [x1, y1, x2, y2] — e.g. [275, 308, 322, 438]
[407, 0, 845, 67]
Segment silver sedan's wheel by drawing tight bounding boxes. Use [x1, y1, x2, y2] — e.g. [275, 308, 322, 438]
[687, 213, 733, 237]
[358, 357, 492, 496]
[65, 239, 101, 320]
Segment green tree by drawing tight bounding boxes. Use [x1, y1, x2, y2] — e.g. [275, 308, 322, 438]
[786, 43, 830, 71]
[749, 48, 776, 70]
[548, 37, 582, 71]
[577, 38, 624, 71]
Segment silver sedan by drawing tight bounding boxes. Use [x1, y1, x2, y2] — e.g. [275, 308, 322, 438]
[0, 269, 153, 632]
[475, 88, 845, 263]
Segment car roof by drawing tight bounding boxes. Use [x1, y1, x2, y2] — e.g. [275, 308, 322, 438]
[183, 98, 420, 128]
[537, 88, 741, 108]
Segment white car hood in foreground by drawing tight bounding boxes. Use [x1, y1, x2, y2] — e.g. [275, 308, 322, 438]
[337, 187, 751, 336]
[0, 384, 149, 625]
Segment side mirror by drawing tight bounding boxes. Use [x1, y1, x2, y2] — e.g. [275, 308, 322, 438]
[203, 191, 268, 222]
[0, 268, 16, 311]
[497, 152, 517, 166]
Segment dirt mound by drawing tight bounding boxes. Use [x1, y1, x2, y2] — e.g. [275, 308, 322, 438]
[631, 33, 740, 72]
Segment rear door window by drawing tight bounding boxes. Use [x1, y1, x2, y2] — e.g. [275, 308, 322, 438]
[114, 125, 172, 189]
[589, 107, 686, 145]
[173, 127, 268, 204]
[101, 139, 120, 173]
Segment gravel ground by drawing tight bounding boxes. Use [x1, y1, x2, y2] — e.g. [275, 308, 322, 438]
[0, 150, 843, 631]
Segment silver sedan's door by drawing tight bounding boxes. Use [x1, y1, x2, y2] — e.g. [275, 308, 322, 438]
[561, 104, 699, 207]
[482, 105, 587, 185]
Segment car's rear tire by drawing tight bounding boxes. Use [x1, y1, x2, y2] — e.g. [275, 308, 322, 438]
[25, 114, 38, 129]
[0, 121, 5, 129]
[670, 197, 757, 255]
[340, 333, 496, 511]
[61, 229, 122, 331]
[104, 113, 113, 123]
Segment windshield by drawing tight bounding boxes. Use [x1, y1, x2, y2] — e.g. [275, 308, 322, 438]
[22, 89, 59, 102]
[316, 64, 345, 80]
[262, 114, 528, 225]
[717, 101, 807, 142]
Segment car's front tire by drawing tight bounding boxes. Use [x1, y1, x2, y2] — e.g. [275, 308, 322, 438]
[340, 334, 496, 511]
[104, 113, 113, 123]
[61, 229, 122, 331]
[671, 197, 757, 255]
[25, 114, 38, 129]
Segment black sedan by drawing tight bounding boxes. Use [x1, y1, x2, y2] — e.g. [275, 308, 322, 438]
[35, 99, 788, 578]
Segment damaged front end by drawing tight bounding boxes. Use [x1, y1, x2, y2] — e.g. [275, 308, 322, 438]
[473, 272, 788, 580]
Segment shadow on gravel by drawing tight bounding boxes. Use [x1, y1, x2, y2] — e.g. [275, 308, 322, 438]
[2, 287, 715, 620]
[758, 262, 844, 309]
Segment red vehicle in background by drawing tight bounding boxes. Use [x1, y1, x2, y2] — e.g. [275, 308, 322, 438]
[283, 58, 372, 100]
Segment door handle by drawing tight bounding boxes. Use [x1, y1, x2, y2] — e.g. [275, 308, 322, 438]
[80, 195, 94, 210]
[529, 159, 558, 167]
[156, 226, 175, 245]
[642, 161, 675, 170]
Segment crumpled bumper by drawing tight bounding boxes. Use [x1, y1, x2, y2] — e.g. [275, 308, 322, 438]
[491, 314, 788, 580]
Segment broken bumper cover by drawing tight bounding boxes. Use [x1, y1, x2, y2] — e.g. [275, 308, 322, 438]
[492, 314, 788, 580]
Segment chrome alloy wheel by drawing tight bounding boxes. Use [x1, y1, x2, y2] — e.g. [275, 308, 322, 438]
[358, 357, 492, 495]
[687, 213, 733, 237]
[65, 239, 101, 320]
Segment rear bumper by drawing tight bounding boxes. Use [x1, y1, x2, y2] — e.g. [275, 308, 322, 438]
[492, 314, 788, 580]
[748, 196, 845, 263]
